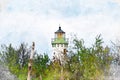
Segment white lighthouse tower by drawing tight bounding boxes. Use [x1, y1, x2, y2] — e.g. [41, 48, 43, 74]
[51, 26, 68, 64]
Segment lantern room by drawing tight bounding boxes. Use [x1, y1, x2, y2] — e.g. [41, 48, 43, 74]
[51, 26, 68, 47]
[55, 27, 65, 39]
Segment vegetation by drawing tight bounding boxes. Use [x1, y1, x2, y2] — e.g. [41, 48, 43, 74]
[0, 35, 114, 80]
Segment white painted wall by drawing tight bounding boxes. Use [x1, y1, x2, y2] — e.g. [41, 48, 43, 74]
[52, 44, 68, 64]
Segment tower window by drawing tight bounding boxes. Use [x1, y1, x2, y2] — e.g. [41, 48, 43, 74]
[65, 45, 68, 47]
[57, 44, 59, 47]
[61, 44, 63, 47]
[52, 44, 55, 47]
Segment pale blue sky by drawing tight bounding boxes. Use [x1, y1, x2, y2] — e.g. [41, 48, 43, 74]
[0, 0, 120, 54]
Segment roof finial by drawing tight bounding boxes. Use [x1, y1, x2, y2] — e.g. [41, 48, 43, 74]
[59, 24, 61, 30]
[59, 24, 60, 27]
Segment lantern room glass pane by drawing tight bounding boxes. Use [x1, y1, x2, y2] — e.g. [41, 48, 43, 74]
[55, 33, 65, 39]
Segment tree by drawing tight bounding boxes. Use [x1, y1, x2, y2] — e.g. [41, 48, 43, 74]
[17, 43, 30, 69]
[32, 53, 49, 79]
[66, 35, 113, 80]
[0, 43, 31, 79]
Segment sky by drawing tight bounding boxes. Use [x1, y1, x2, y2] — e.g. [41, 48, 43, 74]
[0, 0, 120, 55]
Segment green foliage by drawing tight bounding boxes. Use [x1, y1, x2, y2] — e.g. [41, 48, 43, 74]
[0, 35, 113, 80]
[0, 43, 51, 80]
[43, 61, 71, 80]
[68, 35, 113, 80]
[32, 53, 49, 79]
[0, 44, 19, 74]
[0, 43, 30, 80]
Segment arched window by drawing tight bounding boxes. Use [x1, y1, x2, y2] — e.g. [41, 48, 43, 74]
[61, 44, 63, 47]
[57, 44, 59, 47]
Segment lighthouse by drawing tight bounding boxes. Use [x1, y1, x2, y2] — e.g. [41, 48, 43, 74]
[51, 26, 68, 64]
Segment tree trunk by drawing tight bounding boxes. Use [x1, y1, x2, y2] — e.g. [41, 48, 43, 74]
[27, 42, 35, 80]
[39, 75, 42, 80]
